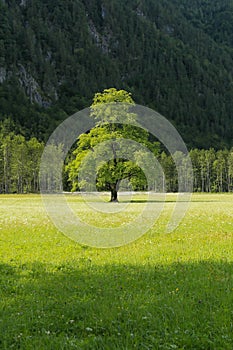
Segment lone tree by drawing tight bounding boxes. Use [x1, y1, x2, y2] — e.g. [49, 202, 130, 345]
[66, 88, 160, 201]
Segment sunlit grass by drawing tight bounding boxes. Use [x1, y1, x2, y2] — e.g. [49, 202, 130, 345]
[0, 193, 233, 349]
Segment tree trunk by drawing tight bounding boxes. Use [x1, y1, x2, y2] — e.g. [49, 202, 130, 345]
[110, 184, 118, 202]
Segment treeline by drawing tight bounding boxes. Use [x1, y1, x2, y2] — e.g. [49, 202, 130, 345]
[1, 131, 233, 194]
[160, 149, 233, 193]
[0, 132, 44, 194]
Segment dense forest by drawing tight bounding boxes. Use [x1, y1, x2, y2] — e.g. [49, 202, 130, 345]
[0, 0, 233, 148]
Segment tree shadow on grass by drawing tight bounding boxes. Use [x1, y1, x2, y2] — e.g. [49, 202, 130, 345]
[0, 260, 233, 349]
[125, 199, 230, 203]
[127, 199, 175, 203]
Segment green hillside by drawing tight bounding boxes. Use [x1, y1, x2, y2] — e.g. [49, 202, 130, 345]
[0, 0, 233, 148]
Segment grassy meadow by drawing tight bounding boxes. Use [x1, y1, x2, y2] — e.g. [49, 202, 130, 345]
[0, 193, 233, 349]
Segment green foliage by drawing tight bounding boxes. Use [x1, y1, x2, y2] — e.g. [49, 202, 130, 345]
[0, 132, 44, 193]
[66, 88, 159, 200]
[1, 1, 233, 147]
[160, 147, 233, 193]
[1, 126, 233, 194]
[92, 88, 134, 106]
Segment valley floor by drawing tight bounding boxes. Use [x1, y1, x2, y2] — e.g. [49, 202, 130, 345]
[0, 193, 233, 349]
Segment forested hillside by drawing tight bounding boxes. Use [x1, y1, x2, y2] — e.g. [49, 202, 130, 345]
[0, 0, 233, 148]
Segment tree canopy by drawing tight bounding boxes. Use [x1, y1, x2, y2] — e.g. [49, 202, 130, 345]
[66, 88, 160, 201]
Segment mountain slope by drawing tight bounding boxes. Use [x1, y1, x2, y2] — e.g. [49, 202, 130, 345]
[0, 0, 233, 148]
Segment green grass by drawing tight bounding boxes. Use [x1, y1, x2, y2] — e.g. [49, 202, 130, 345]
[0, 193, 233, 349]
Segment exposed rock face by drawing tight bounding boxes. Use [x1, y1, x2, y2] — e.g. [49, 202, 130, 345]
[88, 20, 110, 54]
[136, 8, 145, 17]
[18, 64, 50, 107]
[20, 0, 27, 6]
[101, 4, 106, 19]
[0, 67, 6, 83]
